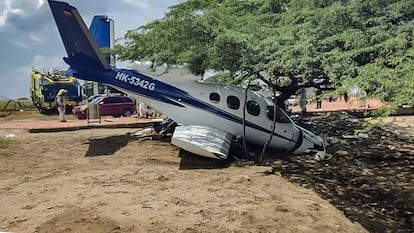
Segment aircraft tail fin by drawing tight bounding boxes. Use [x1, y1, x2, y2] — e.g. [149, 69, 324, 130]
[89, 15, 115, 67]
[48, 0, 110, 70]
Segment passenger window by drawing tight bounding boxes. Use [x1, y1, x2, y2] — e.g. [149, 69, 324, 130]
[122, 97, 133, 103]
[266, 106, 291, 123]
[209, 92, 220, 103]
[227, 95, 240, 110]
[246, 101, 260, 116]
[104, 97, 117, 104]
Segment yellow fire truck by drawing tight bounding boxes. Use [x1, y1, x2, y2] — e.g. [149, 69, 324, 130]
[30, 69, 83, 114]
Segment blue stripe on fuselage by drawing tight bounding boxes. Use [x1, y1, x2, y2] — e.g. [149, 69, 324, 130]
[70, 67, 295, 143]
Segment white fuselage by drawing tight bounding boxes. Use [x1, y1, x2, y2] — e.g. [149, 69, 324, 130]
[116, 66, 305, 152]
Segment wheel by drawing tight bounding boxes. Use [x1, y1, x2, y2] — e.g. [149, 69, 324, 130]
[122, 108, 132, 117]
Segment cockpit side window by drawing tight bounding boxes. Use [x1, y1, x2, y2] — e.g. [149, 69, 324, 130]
[246, 100, 260, 116]
[227, 95, 240, 110]
[266, 106, 291, 123]
[209, 92, 220, 103]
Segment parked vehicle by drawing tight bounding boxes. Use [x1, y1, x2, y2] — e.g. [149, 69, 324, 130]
[286, 95, 299, 106]
[72, 95, 136, 119]
[30, 69, 82, 114]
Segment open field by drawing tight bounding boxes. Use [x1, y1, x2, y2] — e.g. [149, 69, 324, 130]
[0, 127, 367, 233]
[0, 99, 35, 111]
[0, 99, 55, 121]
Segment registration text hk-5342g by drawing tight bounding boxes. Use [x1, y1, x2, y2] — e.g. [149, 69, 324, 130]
[115, 72, 155, 91]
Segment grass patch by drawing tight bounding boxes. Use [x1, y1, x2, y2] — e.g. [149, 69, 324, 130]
[0, 109, 79, 122]
[0, 99, 36, 111]
[0, 99, 79, 121]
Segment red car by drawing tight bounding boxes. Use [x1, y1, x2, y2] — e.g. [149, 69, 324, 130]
[73, 95, 136, 119]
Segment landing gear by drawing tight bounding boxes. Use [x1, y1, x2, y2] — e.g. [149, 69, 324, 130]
[154, 117, 177, 137]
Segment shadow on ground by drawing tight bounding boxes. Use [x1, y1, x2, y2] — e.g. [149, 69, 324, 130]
[264, 112, 414, 233]
[178, 149, 230, 170]
[85, 135, 132, 157]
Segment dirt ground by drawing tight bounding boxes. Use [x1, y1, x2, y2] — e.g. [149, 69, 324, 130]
[1, 112, 413, 233]
[275, 113, 414, 233]
[0, 126, 368, 233]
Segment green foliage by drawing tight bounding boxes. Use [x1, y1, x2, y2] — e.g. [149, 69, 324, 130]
[204, 73, 235, 84]
[113, 0, 414, 113]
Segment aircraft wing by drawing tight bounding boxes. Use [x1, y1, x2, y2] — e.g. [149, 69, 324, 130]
[171, 125, 234, 160]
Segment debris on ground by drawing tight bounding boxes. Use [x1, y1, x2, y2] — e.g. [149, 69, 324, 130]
[270, 112, 413, 233]
[314, 151, 333, 161]
[128, 127, 157, 141]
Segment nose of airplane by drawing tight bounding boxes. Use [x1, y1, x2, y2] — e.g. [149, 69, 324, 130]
[292, 126, 326, 155]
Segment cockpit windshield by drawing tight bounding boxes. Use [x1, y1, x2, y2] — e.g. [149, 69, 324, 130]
[266, 106, 292, 123]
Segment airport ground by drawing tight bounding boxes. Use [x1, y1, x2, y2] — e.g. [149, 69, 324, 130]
[0, 102, 413, 233]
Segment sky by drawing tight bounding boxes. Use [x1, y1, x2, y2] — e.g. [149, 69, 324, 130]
[0, 0, 184, 99]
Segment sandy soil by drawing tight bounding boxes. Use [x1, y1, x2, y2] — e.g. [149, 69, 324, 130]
[0, 127, 367, 233]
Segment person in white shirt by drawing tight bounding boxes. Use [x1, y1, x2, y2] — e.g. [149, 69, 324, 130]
[56, 89, 68, 122]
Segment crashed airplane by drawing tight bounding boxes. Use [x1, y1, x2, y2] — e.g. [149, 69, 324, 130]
[47, 0, 327, 160]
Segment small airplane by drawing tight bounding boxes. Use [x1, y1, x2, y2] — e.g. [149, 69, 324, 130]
[47, 0, 327, 160]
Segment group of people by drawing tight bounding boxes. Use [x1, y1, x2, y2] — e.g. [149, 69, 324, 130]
[285, 88, 351, 113]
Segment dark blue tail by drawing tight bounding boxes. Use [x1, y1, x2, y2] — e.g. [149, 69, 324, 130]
[48, 0, 110, 70]
[89, 15, 114, 66]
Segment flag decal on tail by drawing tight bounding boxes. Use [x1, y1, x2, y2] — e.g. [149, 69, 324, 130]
[48, 0, 111, 70]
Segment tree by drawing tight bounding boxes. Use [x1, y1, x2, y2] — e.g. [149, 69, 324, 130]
[112, 0, 414, 111]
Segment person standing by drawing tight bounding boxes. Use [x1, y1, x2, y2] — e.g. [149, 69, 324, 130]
[343, 92, 349, 103]
[315, 88, 322, 109]
[56, 89, 68, 122]
[298, 88, 307, 114]
[138, 102, 148, 118]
